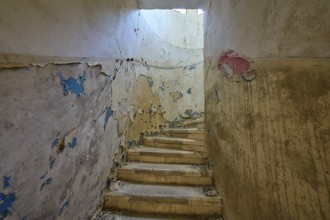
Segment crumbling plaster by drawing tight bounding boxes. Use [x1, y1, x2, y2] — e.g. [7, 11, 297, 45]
[0, 0, 206, 219]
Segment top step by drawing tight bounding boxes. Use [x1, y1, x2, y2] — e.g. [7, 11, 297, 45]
[181, 118, 204, 128]
[163, 128, 204, 140]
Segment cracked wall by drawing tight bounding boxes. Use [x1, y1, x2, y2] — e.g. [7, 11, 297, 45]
[204, 1, 330, 220]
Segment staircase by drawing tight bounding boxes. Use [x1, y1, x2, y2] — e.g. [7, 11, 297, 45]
[101, 118, 222, 219]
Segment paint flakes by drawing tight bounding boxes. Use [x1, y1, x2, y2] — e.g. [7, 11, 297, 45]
[0, 192, 16, 219]
[184, 109, 201, 119]
[104, 106, 113, 129]
[242, 69, 256, 82]
[218, 50, 250, 76]
[137, 107, 144, 114]
[64, 129, 77, 149]
[69, 138, 77, 148]
[159, 82, 165, 91]
[59, 74, 85, 97]
[148, 77, 153, 87]
[40, 172, 48, 180]
[58, 200, 68, 215]
[49, 157, 56, 169]
[187, 88, 192, 94]
[188, 65, 196, 70]
[40, 178, 52, 191]
[169, 91, 183, 102]
[2, 177, 10, 190]
[52, 138, 59, 149]
[220, 64, 234, 79]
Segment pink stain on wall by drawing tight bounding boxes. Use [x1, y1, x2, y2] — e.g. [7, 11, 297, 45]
[218, 50, 250, 75]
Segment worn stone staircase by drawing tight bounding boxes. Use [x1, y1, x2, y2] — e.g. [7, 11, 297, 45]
[101, 118, 222, 219]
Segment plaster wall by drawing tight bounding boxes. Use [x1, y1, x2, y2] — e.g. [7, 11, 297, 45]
[204, 0, 330, 219]
[205, 0, 330, 58]
[0, 63, 122, 219]
[0, 0, 205, 218]
[132, 10, 204, 124]
[0, 0, 139, 219]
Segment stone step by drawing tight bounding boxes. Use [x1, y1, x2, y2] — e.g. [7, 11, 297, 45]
[163, 128, 204, 140]
[95, 213, 220, 219]
[127, 146, 206, 165]
[104, 182, 221, 216]
[181, 118, 205, 128]
[118, 162, 213, 185]
[143, 136, 206, 152]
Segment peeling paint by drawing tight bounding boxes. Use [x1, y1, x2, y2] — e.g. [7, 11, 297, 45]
[40, 178, 52, 191]
[187, 88, 192, 94]
[69, 138, 77, 149]
[147, 77, 153, 87]
[104, 106, 114, 129]
[60, 74, 85, 97]
[159, 82, 165, 91]
[184, 109, 201, 119]
[49, 157, 56, 169]
[0, 192, 16, 219]
[2, 176, 10, 190]
[40, 172, 48, 180]
[64, 129, 77, 150]
[242, 69, 256, 82]
[51, 138, 59, 149]
[169, 91, 183, 102]
[218, 50, 250, 76]
[58, 200, 68, 215]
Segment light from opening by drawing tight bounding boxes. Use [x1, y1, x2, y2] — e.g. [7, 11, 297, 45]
[198, 9, 204, 15]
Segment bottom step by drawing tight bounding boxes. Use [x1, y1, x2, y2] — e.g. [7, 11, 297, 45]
[93, 212, 222, 220]
[104, 182, 221, 216]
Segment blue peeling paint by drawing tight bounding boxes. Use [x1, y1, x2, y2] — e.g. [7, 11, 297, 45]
[3, 176, 10, 190]
[49, 158, 56, 169]
[69, 138, 77, 149]
[187, 88, 192, 94]
[52, 138, 59, 149]
[58, 200, 68, 215]
[60, 74, 85, 98]
[0, 192, 16, 220]
[40, 172, 48, 180]
[104, 106, 113, 129]
[40, 178, 52, 191]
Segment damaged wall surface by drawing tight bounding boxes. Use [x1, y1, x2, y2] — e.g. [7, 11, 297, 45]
[205, 0, 330, 220]
[0, 0, 138, 219]
[133, 9, 204, 123]
[0, 0, 206, 219]
[0, 63, 122, 219]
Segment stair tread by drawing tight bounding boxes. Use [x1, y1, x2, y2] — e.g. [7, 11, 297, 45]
[120, 162, 209, 173]
[107, 182, 219, 199]
[100, 213, 195, 220]
[163, 128, 204, 133]
[182, 118, 204, 126]
[144, 136, 204, 144]
[129, 146, 204, 155]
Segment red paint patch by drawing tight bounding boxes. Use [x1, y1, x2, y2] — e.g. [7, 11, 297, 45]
[218, 50, 250, 76]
